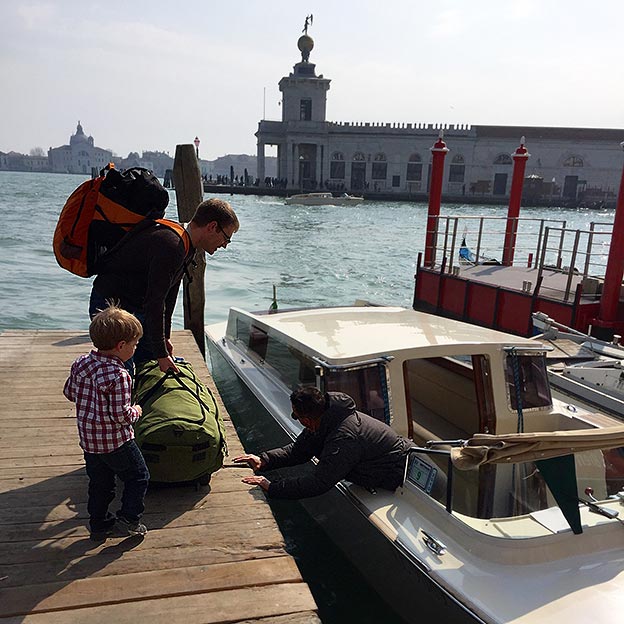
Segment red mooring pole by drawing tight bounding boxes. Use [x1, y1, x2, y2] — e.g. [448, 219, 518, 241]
[502, 138, 530, 266]
[424, 133, 449, 267]
[595, 142, 624, 332]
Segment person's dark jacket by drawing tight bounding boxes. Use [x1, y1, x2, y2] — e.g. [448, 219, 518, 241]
[93, 223, 194, 359]
[260, 392, 415, 499]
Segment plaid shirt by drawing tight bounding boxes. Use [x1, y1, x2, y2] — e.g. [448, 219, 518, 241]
[63, 350, 141, 454]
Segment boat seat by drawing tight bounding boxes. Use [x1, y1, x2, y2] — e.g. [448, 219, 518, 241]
[411, 400, 472, 446]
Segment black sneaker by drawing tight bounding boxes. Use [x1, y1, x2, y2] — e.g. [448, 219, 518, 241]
[115, 515, 148, 536]
[89, 526, 115, 543]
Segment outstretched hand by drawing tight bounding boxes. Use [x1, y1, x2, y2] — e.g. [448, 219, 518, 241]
[242, 474, 271, 492]
[233, 453, 264, 471]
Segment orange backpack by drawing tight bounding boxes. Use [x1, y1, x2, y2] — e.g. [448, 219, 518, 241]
[53, 166, 189, 277]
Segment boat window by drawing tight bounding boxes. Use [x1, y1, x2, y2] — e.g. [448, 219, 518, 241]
[404, 355, 487, 444]
[323, 364, 390, 424]
[504, 353, 552, 411]
[262, 337, 316, 391]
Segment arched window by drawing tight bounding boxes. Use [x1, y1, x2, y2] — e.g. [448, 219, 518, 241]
[353, 152, 366, 161]
[407, 153, 422, 181]
[372, 153, 387, 180]
[330, 152, 345, 179]
[449, 154, 465, 183]
[494, 153, 512, 165]
[563, 155, 584, 167]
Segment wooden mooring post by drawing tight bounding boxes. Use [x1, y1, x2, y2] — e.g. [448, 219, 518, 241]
[173, 144, 205, 357]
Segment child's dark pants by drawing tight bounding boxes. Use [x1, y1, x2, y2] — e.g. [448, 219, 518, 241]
[84, 439, 150, 533]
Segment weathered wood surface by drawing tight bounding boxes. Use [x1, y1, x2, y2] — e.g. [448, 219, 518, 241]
[173, 144, 206, 356]
[0, 330, 319, 623]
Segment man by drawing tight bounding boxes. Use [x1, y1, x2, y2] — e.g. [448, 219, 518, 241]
[234, 387, 415, 499]
[90, 198, 239, 373]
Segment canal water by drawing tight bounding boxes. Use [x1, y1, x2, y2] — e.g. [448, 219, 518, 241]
[0, 170, 616, 622]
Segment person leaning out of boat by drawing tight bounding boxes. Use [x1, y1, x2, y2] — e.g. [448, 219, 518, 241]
[234, 387, 416, 499]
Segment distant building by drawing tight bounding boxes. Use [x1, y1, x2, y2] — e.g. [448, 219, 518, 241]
[256, 30, 624, 204]
[48, 122, 113, 174]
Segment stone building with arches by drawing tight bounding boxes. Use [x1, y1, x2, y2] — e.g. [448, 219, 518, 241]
[256, 32, 623, 205]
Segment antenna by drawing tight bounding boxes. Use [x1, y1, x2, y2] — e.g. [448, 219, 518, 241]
[263, 87, 266, 119]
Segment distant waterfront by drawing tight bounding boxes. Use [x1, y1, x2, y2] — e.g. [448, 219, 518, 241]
[0, 170, 615, 331]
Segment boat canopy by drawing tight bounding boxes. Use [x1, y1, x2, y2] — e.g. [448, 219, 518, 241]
[451, 425, 624, 470]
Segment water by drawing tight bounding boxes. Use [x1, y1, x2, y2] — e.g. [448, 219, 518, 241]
[0, 170, 617, 623]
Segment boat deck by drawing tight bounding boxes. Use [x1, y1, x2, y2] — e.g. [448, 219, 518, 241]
[457, 264, 586, 302]
[0, 329, 319, 623]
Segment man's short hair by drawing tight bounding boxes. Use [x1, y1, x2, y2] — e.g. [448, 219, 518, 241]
[89, 304, 143, 350]
[191, 198, 239, 230]
[290, 386, 326, 420]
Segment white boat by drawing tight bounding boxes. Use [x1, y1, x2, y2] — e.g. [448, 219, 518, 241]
[284, 192, 364, 206]
[533, 311, 624, 417]
[206, 305, 624, 624]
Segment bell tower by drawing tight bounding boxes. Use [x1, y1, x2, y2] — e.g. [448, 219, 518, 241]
[278, 17, 330, 123]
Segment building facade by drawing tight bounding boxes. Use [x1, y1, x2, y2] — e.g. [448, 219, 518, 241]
[256, 34, 623, 205]
[48, 122, 113, 174]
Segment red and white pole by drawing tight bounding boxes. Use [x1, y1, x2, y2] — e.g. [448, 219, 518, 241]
[595, 142, 624, 334]
[424, 132, 449, 267]
[502, 137, 530, 266]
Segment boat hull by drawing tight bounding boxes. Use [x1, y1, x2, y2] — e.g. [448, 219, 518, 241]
[207, 338, 480, 624]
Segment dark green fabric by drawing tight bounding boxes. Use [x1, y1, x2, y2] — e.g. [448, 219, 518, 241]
[536, 454, 582, 534]
[133, 360, 226, 483]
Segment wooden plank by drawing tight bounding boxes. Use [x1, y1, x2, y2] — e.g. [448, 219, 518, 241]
[0, 583, 318, 624]
[0, 556, 303, 618]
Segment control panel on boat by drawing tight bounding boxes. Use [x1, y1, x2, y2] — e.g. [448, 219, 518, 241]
[407, 455, 438, 494]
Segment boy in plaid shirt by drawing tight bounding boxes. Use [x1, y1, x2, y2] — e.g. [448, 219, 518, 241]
[64, 304, 150, 540]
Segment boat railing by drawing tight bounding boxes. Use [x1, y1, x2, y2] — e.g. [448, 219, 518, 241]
[432, 215, 613, 296]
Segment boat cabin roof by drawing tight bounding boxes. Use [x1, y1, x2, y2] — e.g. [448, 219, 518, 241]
[230, 306, 541, 363]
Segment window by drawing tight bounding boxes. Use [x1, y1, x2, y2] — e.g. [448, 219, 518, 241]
[300, 98, 312, 121]
[353, 152, 366, 161]
[372, 153, 387, 180]
[504, 353, 552, 410]
[323, 364, 390, 423]
[406, 153, 423, 181]
[563, 155, 584, 167]
[330, 151, 345, 178]
[392, 175, 401, 187]
[449, 154, 465, 183]
[494, 153, 512, 165]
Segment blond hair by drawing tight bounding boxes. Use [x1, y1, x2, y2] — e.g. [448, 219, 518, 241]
[89, 304, 143, 350]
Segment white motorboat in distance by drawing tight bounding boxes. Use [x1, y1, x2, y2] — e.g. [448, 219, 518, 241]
[206, 305, 624, 624]
[284, 192, 364, 206]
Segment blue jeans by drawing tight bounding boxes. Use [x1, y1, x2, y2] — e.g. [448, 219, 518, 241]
[89, 288, 153, 373]
[84, 439, 150, 532]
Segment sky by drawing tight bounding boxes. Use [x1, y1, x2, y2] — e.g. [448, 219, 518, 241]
[1, 0, 623, 160]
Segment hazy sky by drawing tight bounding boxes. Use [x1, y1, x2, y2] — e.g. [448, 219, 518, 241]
[1, 0, 623, 160]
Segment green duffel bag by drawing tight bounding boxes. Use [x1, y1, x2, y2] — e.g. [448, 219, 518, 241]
[133, 359, 227, 484]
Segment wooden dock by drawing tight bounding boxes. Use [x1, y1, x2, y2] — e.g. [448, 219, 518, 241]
[0, 329, 320, 624]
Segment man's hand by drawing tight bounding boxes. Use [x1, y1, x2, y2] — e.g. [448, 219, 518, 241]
[165, 338, 174, 357]
[242, 475, 271, 492]
[233, 453, 264, 471]
[132, 404, 143, 417]
[157, 355, 179, 373]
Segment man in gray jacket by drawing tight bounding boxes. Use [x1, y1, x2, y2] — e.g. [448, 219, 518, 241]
[234, 387, 415, 499]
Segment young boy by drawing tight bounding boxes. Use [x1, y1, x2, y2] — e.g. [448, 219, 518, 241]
[64, 304, 150, 541]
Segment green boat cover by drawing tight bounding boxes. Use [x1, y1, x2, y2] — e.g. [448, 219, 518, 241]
[133, 360, 227, 483]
